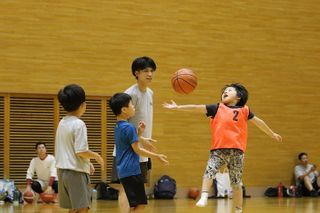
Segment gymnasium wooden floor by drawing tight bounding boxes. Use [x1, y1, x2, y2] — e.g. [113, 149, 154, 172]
[1, 197, 320, 213]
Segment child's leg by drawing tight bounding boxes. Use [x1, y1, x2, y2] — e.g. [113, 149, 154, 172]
[196, 177, 213, 207]
[119, 185, 130, 213]
[196, 150, 226, 207]
[228, 149, 244, 212]
[201, 177, 214, 192]
[120, 175, 147, 213]
[232, 184, 243, 212]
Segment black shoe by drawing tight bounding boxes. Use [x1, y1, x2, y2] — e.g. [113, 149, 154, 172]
[310, 190, 318, 197]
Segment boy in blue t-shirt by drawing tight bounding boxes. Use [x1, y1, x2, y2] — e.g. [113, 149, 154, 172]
[109, 93, 168, 211]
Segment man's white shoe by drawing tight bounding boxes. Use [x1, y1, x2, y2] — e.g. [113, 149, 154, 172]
[195, 198, 208, 207]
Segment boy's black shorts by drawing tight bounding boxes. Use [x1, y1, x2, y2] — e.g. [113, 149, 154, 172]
[120, 174, 147, 207]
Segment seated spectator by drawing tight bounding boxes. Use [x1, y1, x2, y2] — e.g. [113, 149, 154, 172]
[25, 142, 58, 196]
[294, 152, 319, 197]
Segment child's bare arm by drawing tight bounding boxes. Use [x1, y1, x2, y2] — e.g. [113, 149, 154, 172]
[139, 136, 157, 152]
[76, 150, 105, 169]
[250, 116, 282, 142]
[137, 121, 157, 152]
[131, 142, 168, 165]
[163, 100, 206, 113]
[137, 121, 146, 137]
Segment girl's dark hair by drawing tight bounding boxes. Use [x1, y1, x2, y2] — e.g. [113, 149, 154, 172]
[131, 56, 156, 79]
[58, 84, 86, 112]
[109, 93, 132, 116]
[221, 83, 249, 106]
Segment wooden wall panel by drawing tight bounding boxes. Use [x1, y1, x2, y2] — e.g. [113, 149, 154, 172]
[106, 99, 117, 183]
[0, 97, 4, 178]
[0, 0, 320, 188]
[83, 99, 103, 183]
[9, 97, 55, 184]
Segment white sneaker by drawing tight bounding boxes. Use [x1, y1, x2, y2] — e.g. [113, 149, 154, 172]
[195, 198, 207, 207]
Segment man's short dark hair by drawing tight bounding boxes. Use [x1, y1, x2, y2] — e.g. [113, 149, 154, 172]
[35, 142, 46, 150]
[298, 152, 307, 160]
[108, 93, 132, 116]
[131, 56, 156, 79]
[58, 84, 86, 112]
[221, 83, 249, 107]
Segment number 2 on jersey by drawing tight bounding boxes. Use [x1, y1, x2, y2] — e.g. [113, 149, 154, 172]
[233, 110, 239, 121]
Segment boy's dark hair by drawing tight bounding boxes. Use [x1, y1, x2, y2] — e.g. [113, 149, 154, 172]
[298, 152, 307, 160]
[131, 56, 156, 79]
[58, 84, 86, 112]
[222, 83, 248, 106]
[35, 142, 46, 150]
[109, 93, 132, 116]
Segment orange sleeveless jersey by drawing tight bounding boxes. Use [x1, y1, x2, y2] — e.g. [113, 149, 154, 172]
[209, 103, 250, 152]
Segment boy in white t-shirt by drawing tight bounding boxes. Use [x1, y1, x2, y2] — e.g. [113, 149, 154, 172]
[55, 84, 104, 212]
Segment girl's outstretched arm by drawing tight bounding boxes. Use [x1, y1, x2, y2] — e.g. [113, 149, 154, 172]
[250, 116, 282, 142]
[162, 100, 206, 113]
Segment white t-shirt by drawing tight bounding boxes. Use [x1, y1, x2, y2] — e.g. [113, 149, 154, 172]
[295, 164, 319, 184]
[55, 115, 90, 174]
[26, 154, 58, 182]
[112, 84, 153, 163]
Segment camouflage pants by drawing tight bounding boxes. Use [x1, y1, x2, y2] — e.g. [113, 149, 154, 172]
[204, 149, 244, 185]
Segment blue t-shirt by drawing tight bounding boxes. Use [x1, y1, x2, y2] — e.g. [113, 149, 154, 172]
[115, 120, 141, 179]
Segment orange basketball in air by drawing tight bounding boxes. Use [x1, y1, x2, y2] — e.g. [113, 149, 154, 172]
[171, 68, 197, 94]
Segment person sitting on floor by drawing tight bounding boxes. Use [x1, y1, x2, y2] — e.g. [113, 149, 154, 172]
[294, 152, 320, 197]
[25, 142, 58, 199]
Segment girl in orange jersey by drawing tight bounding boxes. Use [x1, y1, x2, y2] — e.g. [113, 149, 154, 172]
[163, 83, 282, 213]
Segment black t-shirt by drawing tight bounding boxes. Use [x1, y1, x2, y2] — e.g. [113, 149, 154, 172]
[206, 103, 254, 119]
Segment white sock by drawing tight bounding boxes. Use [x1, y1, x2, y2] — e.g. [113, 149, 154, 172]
[196, 192, 208, 207]
[200, 192, 208, 199]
